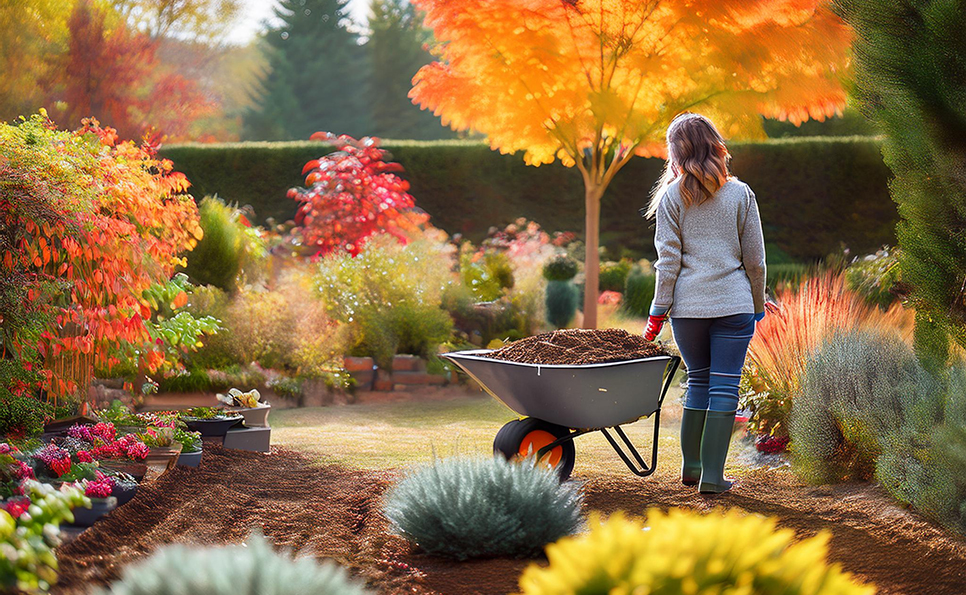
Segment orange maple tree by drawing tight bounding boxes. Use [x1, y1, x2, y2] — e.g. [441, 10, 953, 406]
[0, 112, 202, 399]
[410, 0, 851, 327]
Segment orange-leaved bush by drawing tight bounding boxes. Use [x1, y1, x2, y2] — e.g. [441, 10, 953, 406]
[0, 112, 203, 399]
[410, 0, 851, 327]
[744, 273, 913, 438]
[288, 133, 428, 257]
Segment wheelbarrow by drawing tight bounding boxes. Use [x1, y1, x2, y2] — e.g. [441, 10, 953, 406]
[440, 349, 681, 481]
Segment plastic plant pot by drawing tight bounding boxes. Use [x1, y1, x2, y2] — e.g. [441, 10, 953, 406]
[177, 449, 202, 467]
[112, 481, 138, 506]
[227, 403, 271, 428]
[70, 496, 118, 527]
[182, 414, 244, 437]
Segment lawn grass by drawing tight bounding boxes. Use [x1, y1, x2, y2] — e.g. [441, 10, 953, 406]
[271, 387, 704, 478]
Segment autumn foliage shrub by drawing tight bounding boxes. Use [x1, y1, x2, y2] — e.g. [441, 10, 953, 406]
[384, 455, 583, 560]
[742, 273, 913, 438]
[517, 509, 875, 595]
[289, 133, 428, 257]
[0, 112, 202, 399]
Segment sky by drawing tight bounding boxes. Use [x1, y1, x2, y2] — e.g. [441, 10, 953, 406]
[228, 0, 371, 45]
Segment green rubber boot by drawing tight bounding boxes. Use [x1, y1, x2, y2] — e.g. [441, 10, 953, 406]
[699, 409, 738, 494]
[680, 407, 707, 486]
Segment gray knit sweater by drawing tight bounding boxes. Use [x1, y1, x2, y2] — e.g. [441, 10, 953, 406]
[652, 177, 766, 318]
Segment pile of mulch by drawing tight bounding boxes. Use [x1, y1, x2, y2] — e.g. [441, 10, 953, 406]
[54, 446, 966, 595]
[482, 328, 668, 365]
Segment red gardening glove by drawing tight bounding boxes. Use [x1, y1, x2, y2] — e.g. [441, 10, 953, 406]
[643, 313, 667, 342]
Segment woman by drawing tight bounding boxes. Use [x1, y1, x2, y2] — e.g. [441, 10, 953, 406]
[642, 112, 766, 494]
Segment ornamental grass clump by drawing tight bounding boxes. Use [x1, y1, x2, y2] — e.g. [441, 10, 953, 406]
[744, 272, 913, 438]
[384, 455, 583, 560]
[96, 532, 371, 595]
[792, 328, 933, 484]
[517, 508, 876, 595]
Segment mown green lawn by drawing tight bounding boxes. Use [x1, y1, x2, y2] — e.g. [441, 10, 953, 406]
[270, 386, 717, 479]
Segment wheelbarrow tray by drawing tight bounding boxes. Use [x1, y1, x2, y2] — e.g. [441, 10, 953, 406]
[441, 350, 675, 429]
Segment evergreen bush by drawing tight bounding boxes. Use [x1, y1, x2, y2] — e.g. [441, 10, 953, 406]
[792, 329, 932, 483]
[182, 197, 246, 293]
[545, 281, 578, 329]
[542, 255, 578, 282]
[598, 259, 633, 293]
[621, 266, 655, 317]
[517, 509, 875, 595]
[836, 0, 966, 364]
[96, 532, 370, 595]
[384, 455, 583, 560]
[877, 365, 966, 532]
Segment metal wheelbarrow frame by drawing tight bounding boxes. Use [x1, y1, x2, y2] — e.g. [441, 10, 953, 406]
[441, 349, 682, 480]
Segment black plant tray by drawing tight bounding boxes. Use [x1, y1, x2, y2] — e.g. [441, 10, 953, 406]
[182, 415, 244, 437]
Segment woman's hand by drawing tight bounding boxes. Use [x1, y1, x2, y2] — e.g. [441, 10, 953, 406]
[643, 313, 668, 342]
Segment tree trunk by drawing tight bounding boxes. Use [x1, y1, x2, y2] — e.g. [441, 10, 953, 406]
[582, 183, 603, 328]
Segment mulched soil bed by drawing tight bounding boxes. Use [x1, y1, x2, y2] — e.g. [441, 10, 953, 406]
[482, 328, 669, 365]
[54, 445, 966, 595]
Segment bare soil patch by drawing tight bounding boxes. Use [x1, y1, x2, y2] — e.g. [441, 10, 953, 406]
[54, 446, 966, 595]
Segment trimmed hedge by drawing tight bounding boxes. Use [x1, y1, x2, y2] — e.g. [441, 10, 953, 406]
[160, 136, 896, 261]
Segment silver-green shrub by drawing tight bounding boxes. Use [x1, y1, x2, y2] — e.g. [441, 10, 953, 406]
[877, 365, 966, 532]
[792, 328, 933, 483]
[96, 533, 371, 595]
[384, 455, 583, 560]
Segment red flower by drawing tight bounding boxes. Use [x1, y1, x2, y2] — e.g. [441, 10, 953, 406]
[14, 461, 34, 480]
[76, 450, 94, 463]
[93, 422, 116, 442]
[4, 497, 31, 519]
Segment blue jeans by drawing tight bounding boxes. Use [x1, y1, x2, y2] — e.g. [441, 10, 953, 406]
[670, 314, 756, 412]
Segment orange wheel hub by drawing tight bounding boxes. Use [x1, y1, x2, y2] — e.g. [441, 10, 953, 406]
[519, 429, 563, 468]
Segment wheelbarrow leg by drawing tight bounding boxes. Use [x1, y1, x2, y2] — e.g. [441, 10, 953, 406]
[600, 407, 662, 478]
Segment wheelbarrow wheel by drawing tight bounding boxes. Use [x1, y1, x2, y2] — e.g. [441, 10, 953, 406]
[494, 418, 576, 481]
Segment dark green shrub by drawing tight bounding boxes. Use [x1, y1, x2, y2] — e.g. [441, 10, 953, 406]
[384, 455, 583, 560]
[182, 197, 245, 292]
[542, 255, 578, 282]
[0, 396, 49, 438]
[877, 365, 966, 532]
[621, 266, 655, 317]
[598, 259, 633, 293]
[792, 329, 932, 483]
[96, 532, 371, 595]
[545, 281, 578, 329]
[836, 0, 966, 363]
[158, 137, 897, 262]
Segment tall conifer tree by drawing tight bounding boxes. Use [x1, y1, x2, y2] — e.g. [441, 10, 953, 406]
[835, 0, 966, 365]
[367, 0, 451, 139]
[244, 0, 369, 140]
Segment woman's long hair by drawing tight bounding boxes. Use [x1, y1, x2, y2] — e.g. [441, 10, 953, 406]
[644, 113, 731, 218]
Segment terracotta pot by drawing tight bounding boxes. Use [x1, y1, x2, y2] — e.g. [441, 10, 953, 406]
[144, 443, 182, 475]
[226, 403, 271, 428]
[70, 496, 117, 527]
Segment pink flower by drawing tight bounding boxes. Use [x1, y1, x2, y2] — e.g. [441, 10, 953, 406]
[38, 444, 72, 476]
[4, 497, 30, 519]
[13, 461, 34, 480]
[76, 451, 94, 463]
[0, 443, 17, 455]
[84, 476, 114, 498]
[67, 424, 95, 442]
[125, 441, 149, 460]
[93, 422, 116, 442]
